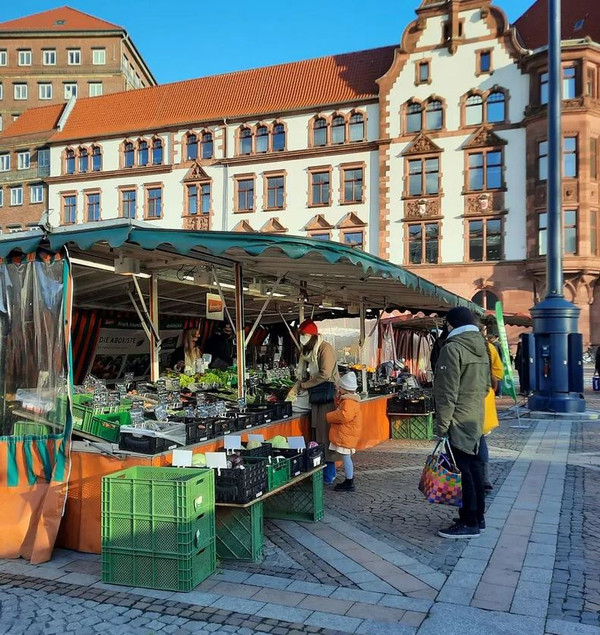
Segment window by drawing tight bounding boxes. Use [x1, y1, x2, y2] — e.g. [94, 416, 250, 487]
[186, 134, 198, 160]
[408, 223, 439, 264]
[236, 178, 254, 212]
[138, 141, 148, 166]
[91, 146, 102, 172]
[187, 185, 198, 215]
[39, 83, 52, 100]
[342, 167, 364, 203]
[256, 126, 268, 153]
[540, 72, 549, 105]
[64, 83, 77, 99]
[472, 290, 499, 310]
[486, 92, 506, 123]
[538, 210, 577, 255]
[591, 138, 598, 181]
[89, 82, 103, 97]
[10, 186, 23, 206]
[313, 118, 327, 146]
[310, 233, 330, 241]
[68, 49, 81, 65]
[564, 137, 577, 177]
[92, 48, 106, 65]
[0, 50, 6, 66]
[43, 50, 56, 65]
[201, 132, 213, 159]
[266, 175, 284, 210]
[426, 100, 443, 131]
[0, 154, 9, 171]
[86, 193, 100, 222]
[38, 148, 50, 173]
[30, 184, 43, 204]
[343, 231, 364, 250]
[465, 94, 483, 125]
[201, 183, 211, 214]
[240, 128, 252, 155]
[592, 210, 598, 256]
[121, 190, 136, 219]
[14, 84, 28, 100]
[406, 103, 422, 133]
[563, 66, 576, 99]
[537, 141, 548, 181]
[63, 195, 77, 224]
[469, 218, 503, 261]
[147, 188, 162, 218]
[273, 124, 285, 151]
[468, 150, 503, 191]
[332, 116, 346, 144]
[65, 149, 75, 174]
[124, 142, 134, 168]
[586, 67, 597, 98]
[311, 170, 330, 206]
[408, 157, 439, 196]
[479, 50, 492, 74]
[17, 151, 30, 170]
[0, 190, 3, 206]
[78, 148, 88, 173]
[18, 50, 32, 66]
[418, 61, 430, 84]
[349, 113, 364, 142]
[152, 139, 163, 165]
[0, 83, 2, 100]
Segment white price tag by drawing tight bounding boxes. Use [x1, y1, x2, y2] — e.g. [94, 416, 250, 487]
[205, 452, 228, 469]
[224, 435, 243, 451]
[248, 434, 264, 443]
[288, 436, 307, 450]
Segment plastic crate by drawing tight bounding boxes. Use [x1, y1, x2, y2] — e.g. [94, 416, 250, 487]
[264, 469, 324, 523]
[102, 508, 214, 556]
[240, 442, 273, 459]
[80, 411, 130, 442]
[102, 466, 214, 520]
[216, 503, 263, 562]
[118, 431, 180, 455]
[101, 542, 216, 591]
[11, 421, 51, 436]
[272, 449, 303, 478]
[391, 413, 434, 440]
[245, 456, 290, 491]
[246, 405, 273, 423]
[185, 418, 216, 445]
[214, 460, 268, 504]
[303, 444, 326, 472]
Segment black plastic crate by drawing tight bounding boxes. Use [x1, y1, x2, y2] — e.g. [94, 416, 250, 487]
[232, 413, 254, 431]
[272, 449, 303, 478]
[270, 402, 292, 421]
[240, 443, 273, 459]
[246, 405, 273, 423]
[214, 459, 268, 503]
[304, 444, 326, 471]
[215, 418, 235, 436]
[118, 432, 179, 455]
[185, 418, 216, 445]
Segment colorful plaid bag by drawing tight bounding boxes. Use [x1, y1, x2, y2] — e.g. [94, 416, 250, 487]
[418, 439, 462, 507]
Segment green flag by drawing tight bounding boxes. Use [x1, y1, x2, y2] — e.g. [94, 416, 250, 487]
[495, 301, 518, 404]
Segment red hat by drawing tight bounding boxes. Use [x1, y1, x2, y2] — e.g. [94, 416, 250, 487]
[299, 319, 318, 336]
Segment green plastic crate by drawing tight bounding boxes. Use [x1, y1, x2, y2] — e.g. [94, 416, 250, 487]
[245, 456, 290, 491]
[216, 503, 263, 562]
[84, 410, 130, 442]
[101, 542, 216, 591]
[102, 467, 214, 521]
[264, 469, 324, 523]
[12, 421, 51, 436]
[48, 393, 92, 429]
[391, 413, 434, 440]
[102, 508, 215, 556]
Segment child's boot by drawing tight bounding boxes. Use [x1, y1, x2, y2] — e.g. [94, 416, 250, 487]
[334, 478, 355, 492]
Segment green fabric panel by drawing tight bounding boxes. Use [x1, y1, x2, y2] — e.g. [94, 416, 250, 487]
[6, 437, 19, 487]
[36, 437, 54, 483]
[23, 438, 37, 486]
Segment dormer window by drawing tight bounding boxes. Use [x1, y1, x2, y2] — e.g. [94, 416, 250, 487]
[313, 118, 328, 146]
[256, 125, 268, 153]
[138, 140, 148, 166]
[240, 127, 252, 155]
[201, 132, 213, 159]
[417, 61, 430, 84]
[332, 115, 346, 144]
[152, 138, 163, 165]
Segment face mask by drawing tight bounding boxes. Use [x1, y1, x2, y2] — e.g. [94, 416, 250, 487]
[300, 334, 311, 346]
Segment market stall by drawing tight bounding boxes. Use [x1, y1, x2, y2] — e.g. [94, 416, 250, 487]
[0, 220, 482, 562]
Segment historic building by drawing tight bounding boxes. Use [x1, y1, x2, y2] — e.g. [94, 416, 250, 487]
[1, 0, 598, 344]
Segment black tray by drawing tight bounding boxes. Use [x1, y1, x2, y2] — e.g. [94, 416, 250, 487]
[119, 432, 179, 455]
[185, 417, 217, 444]
[215, 458, 268, 503]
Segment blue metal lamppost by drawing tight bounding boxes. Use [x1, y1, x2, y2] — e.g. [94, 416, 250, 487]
[527, 0, 586, 413]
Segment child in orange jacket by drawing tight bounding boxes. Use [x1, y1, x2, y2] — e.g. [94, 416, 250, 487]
[326, 372, 362, 492]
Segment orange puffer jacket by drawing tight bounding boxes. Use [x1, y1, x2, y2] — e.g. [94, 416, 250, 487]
[326, 393, 362, 450]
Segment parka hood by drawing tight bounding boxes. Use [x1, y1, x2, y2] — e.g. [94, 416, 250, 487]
[448, 330, 487, 358]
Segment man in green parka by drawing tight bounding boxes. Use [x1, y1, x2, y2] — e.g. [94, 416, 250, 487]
[433, 307, 490, 538]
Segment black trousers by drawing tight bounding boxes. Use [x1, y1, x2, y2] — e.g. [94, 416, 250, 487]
[452, 445, 486, 526]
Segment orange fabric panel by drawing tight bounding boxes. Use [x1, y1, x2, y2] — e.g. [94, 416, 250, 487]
[356, 396, 391, 450]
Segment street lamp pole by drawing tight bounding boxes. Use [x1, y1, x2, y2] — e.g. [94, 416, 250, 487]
[527, 0, 586, 413]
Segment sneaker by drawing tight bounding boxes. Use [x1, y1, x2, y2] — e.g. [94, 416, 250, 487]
[484, 482, 494, 492]
[334, 479, 355, 492]
[453, 517, 486, 532]
[438, 523, 480, 539]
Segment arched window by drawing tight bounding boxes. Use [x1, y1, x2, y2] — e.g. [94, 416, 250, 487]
[240, 127, 252, 155]
[313, 118, 327, 146]
[349, 113, 364, 142]
[406, 103, 422, 133]
[138, 140, 148, 166]
[256, 125, 269, 153]
[152, 138, 163, 165]
[466, 94, 484, 125]
[426, 100, 443, 131]
[332, 115, 346, 144]
[472, 289, 499, 310]
[65, 148, 75, 174]
[91, 145, 102, 171]
[487, 91, 506, 123]
[272, 123, 285, 151]
[78, 147, 88, 173]
[201, 132, 213, 159]
[186, 134, 198, 160]
[124, 142, 134, 168]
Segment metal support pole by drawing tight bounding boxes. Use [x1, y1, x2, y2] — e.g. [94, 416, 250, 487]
[359, 302, 368, 397]
[234, 263, 246, 401]
[149, 274, 160, 382]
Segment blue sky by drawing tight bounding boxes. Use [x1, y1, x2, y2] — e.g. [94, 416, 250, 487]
[2, 1, 534, 84]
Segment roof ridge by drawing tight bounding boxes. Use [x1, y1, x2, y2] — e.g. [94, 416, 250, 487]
[0, 5, 123, 31]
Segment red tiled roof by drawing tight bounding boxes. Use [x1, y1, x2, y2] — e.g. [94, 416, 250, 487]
[0, 6, 122, 32]
[45, 45, 395, 142]
[0, 104, 65, 140]
[515, 0, 600, 49]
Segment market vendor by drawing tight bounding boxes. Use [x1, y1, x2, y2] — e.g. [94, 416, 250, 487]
[204, 322, 235, 370]
[288, 319, 340, 484]
[170, 328, 202, 373]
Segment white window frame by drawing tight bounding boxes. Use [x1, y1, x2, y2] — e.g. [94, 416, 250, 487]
[92, 48, 106, 65]
[17, 152, 30, 170]
[0, 190, 3, 207]
[38, 148, 50, 169]
[10, 187, 23, 206]
[30, 184, 44, 204]
[18, 50, 32, 66]
[64, 83, 77, 99]
[89, 82, 103, 97]
[14, 84, 28, 100]
[39, 83, 52, 100]
[0, 154, 10, 171]
[43, 49, 56, 66]
[0, 50, 6, 66]
[67, 49, 81, 65]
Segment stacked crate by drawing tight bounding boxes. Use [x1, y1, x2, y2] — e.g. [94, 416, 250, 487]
[390, 413, 434, 440]
[101, 466, 216, 591]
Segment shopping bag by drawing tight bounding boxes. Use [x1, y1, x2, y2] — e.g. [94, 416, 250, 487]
[418, 439, 462, 507]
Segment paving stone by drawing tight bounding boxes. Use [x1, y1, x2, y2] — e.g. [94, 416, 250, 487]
[510, 595, 548, 618]
[251, 588, 306, 607]
[435, 584, 475, 606]
[214, 570, 251, 584]
[444, 571, 481, 590]
[356, 619, 417, 634]
[346, 601, 406, 623]
[515, 580, 551, 601]
[244, 574, 292, 590]
[330, 587, 382, 604]
[298, 594, 353, 615]
[255, 603, 312, 624]
[304, 611, 363, 634]
[520, 567, 554, 584]
[209, 597, 265, 615]
[286, 581, 336, 597]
